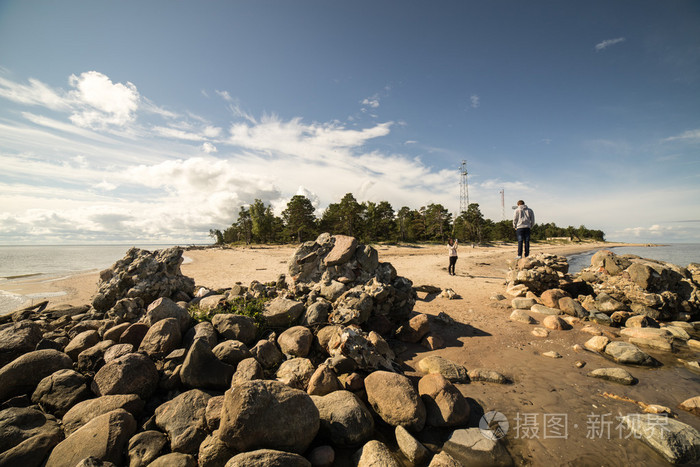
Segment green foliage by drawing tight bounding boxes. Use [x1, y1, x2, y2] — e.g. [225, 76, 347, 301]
[189, 295, 269, 331]
[209, 193, 605, 246]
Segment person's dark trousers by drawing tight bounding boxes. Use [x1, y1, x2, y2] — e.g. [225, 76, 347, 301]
[516, 228, 531, 257]
[449, 256, 457, 275]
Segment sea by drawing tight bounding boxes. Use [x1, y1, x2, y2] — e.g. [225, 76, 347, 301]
[567, 243, 700, 274]
[0, 244, 185, 315]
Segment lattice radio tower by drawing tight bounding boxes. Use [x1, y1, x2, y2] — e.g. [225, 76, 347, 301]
[500, 189, 505, 220]
[459, 160, 469, 214]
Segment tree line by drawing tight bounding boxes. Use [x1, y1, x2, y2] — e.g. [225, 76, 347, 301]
[209, 193, 605, 245]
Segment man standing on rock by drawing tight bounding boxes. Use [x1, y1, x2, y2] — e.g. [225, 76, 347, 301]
[513, 200, 535, 258]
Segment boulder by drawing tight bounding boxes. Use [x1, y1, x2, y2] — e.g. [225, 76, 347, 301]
[91, 353, 159, 399]
[231, 357, 264, 386]
[103, 343, 134, 363]
[103, 322, 131, 342]
[353, 440, 400, 467]
[301, 300, 331, 326]
[155, 389, 212, 455]
[263, 297, 305, 327]
[324, 235, 357, 266]
[148, 453, 197, 467]
[0, 407, 62, 467]
[530, 304, 560, 316]
[307, 363, 342, 396]
[45, 409, 136, 467]
[397, 313, 431, 343]
[621, 414, 700, 464]
[308, 446, 335, 467]
[218, 380, 320, 454]
[542, 315, 571, 331]
[468, 368, 510, 384]
[31, 369, 91, 417]
[558, 297, 587, 318]
[212, 340, 252, 366]
[511, 298, 536, 310]
[276, 358, 315, 390]
[584, 335, 610, 353]
[278, 326, 314, 357]
[225, 449, 311, 467]
[0, 320, 42, 367]
[250, 339, 284, 369]
[180, 338, 235, 390]
[138, 317, 182, 359]
[204, 396, 224, 431]
[198, 434, 236, 467]
[428, 451, 463, 467]
[145, 297, 191, 334]
[0, 349, 73, 401]
[127, 430, 168, 467]
[442, 428, 513, 466]
[540, 289, 568, 308]
[587, 368, 637, 385]
[183, 321, 218, 349]
[64, 330, 101, 361]
[211, 314, 257, 345]
[119, 323, 149, 349]
[679, 396, 700, 416]
[62, 394, 144, 436]
[395, 425, 430, 465]
[418, 373, 469, 427]
[604, 341, 659, 366]
[509, 309, 535, 324]
[364, 371, 426, 432]
[311, 390, 375, 447]
[416, 355, 469, 383]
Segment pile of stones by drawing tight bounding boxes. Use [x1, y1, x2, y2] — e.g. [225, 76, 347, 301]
[505, 250, 700, 463]
[0, 234, 511, 467]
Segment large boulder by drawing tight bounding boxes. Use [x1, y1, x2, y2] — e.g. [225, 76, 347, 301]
[324, 235, 358, 266]
[278, 326, 313, 357]
[442, 428, 513, 466]
[138, 317, 182, 359]
[225, 449, 311, 467]
[148, 452, 197, 467]
[180, 338, 235, 390]
[262, 297, 305, 327]
[364, 371, 426, 432]
[145, 297, 191, 334]
[0, 407, 63, 467]
[416, 355, 469, 383]
[63, 394, 144, 436]
[311, 390, 375, 447]
[0, 349, 73, 401]
[353, 440, 400, 467]
[218, 380, 320, 454]
[621, 414, 700, 464]
[155, 389, 212, 455]
[126, 430, 168, 467]
[604, 341, 659, 366]
[0, 320, 42, 367]
[212, 340, 252, 367]
[91, 353, 159, 399]
[276, 358, 315, 390]
[92, 247, 194, 313]
[45, 409, 136, 467]
[65, 330, 101, 361]
[31, 369, 91, 417]
[418, 373, 470, 427]
[211, 314, 257, 345]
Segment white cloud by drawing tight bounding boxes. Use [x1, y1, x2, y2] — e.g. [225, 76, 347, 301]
[470, 94, 480, 108]
[216, 90, 232, 101]
[663, 128, 700, 142]
[201, 142, 217, 153]
[94, 180, 118, 191]
[68, 71, 140, 128]
[595, 37, 626, 52]
[361, 95, 380, 108]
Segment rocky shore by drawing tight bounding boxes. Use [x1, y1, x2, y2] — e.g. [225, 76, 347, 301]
[0, 236, 698, 466]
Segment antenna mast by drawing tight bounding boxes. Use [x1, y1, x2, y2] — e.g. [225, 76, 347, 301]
[459, 160, 469, 214]
[500, 189, 505, 220]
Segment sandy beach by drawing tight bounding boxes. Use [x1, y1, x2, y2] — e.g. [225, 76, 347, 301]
[1, 240, 698, 465]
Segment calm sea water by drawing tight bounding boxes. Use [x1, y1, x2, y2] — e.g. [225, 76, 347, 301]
[568, 243, 700, 274]
[0, 244, 184, 315]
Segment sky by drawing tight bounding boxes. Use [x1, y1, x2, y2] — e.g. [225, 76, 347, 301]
[0, 0, 699, 245]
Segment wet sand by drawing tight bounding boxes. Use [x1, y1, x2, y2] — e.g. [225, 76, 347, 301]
[1, 240, 698, 465]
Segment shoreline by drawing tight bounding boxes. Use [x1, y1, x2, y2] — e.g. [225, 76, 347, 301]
[0, 240, 653, 315]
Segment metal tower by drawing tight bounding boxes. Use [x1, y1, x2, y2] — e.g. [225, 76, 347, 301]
[459, 160, 469, 214]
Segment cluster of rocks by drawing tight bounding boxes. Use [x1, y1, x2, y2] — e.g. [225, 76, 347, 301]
[504, 250, 700, 463]
[0, 235, 511, 467]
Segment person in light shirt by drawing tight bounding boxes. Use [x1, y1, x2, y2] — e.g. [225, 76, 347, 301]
[447, 238, 458, 275]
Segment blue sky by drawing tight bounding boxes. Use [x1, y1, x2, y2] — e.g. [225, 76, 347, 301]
[0, 0, 699, 244]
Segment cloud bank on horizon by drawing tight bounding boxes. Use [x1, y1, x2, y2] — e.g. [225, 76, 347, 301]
[0, 1, 698, 244]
